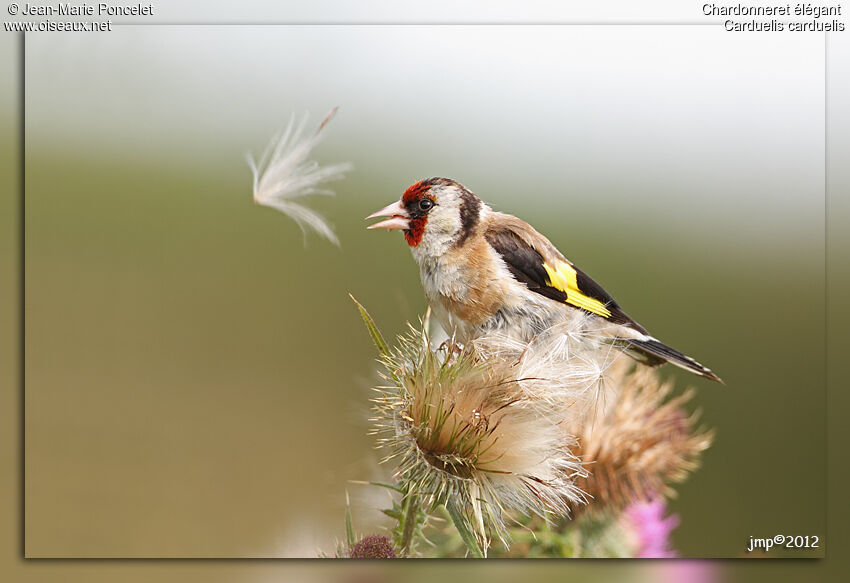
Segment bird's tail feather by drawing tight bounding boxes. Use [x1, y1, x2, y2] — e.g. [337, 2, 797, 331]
[625, 338, 723, 383]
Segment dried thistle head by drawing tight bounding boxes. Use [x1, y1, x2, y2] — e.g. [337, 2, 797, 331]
[570, 360, 714, 511]
[371, 315, 625, 549]
[247, 107, 353, 245]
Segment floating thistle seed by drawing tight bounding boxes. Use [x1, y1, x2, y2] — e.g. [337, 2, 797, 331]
[247, 107, 353, 245]
[570, 361, 714, 510]
[370, 315, 626, 549]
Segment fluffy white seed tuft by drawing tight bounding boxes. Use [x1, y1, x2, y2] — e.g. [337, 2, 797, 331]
[247, 108, 353, 245]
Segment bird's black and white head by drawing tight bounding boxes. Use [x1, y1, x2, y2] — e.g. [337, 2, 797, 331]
[367, 178, 485, 257]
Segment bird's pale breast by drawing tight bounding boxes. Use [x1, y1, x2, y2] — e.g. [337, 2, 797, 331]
[416, 237, 570, 341]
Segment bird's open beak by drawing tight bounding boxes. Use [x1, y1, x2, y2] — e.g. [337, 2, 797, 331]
[366, 200, 410, 231]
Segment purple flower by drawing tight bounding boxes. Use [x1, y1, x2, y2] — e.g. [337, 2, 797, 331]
[349, 534, 396, 559]
[623, 498, 680, 558]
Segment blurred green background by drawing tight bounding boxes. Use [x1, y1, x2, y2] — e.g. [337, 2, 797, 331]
[3, 20, 844, 576]
[20, 141, 826, 559]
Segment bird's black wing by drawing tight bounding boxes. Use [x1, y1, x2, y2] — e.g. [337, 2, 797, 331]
[484, 227, 644, 331]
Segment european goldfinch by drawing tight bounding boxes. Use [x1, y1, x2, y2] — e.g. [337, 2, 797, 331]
[367, 177, 721, 382]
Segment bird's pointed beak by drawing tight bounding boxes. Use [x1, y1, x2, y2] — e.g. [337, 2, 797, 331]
[366, 200, 410, 231]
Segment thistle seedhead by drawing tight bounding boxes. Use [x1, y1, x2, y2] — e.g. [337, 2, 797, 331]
[248, 107, 353, 245]
[570, 361, 714, 511]
[370, 316, 625, 550]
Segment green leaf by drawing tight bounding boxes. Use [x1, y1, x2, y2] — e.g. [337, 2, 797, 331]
[398, 492, 419, 557]
[381, 508, 401, 520]
[344, 491, 355, 548]
[349, 294, 390, 357]
[369, 481, 405, 494]
[445, 501, 485, 558]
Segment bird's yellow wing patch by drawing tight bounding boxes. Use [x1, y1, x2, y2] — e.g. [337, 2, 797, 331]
[543, 261, 612, 318]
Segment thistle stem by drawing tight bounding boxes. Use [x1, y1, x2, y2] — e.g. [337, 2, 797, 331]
[445, 501, 485, 558]
[398, 491, 420, 557]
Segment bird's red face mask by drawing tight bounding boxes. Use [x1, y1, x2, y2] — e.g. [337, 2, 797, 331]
[366, 181, 435, 247]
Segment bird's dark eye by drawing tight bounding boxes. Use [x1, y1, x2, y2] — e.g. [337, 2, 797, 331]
[418, 198, 434, 211]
